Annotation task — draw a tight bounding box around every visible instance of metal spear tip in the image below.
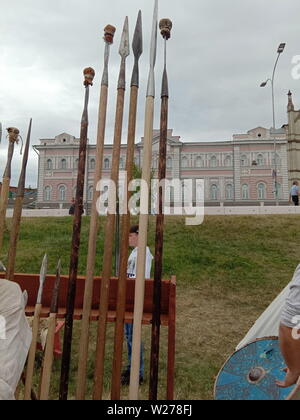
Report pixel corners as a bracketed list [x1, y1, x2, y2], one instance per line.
[104, 24, 116, 44]
[0, 261, 6, 272]
[56, 258, 62, 275]
[23, 290, 28, 307]
[40, 254, 48, 280]
[159, 19, 173, 40]
[83, 67, 96, 86]
[132, 11, 143, 59]
[150, 0, 158, 68]
[119, 16, 130, 58]
[37, 253, 48, 304]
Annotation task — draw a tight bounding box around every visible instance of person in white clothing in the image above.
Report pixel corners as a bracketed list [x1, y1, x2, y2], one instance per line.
[121, 225, 153, 386]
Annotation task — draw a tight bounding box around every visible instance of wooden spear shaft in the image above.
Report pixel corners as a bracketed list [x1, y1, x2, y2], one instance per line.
[76, 26, 116, 401]
[111, 10, 143, 400]
[92, 17, 130, 401]
[129, 0, 158, 400]
[59, 68, 95, 400]
[149, 19, 172, 400]
[24, 254, 47, 400]
[6, 121, 32, 281]
[0, 127, 19, 253]
[40, 260, 61, 400]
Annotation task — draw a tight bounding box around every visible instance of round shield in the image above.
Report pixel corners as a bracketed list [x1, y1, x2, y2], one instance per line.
[214, 338, 294, 400]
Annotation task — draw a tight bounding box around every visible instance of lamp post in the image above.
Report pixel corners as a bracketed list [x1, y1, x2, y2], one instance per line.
[260, 43, 286, 205]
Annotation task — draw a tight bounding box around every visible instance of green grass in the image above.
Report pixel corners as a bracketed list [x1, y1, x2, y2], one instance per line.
[1, 215, 300, 400]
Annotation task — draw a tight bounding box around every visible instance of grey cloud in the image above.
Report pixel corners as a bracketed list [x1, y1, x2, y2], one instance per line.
[1, 0, 300, 186]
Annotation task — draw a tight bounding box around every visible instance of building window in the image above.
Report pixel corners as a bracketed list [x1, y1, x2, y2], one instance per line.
[119, 158, 124, 169]
[74, 159, 79, 169]
[257, 183, 266, 200]
[241, 155, 248, 167]
[242, 184, 249, 200]
[224, 156, 232, 167]
[272, 154, 281, 167]
[90, 159, 96, 170]
[257, 154, 264, 166]
[104, 158, 110, 170]
[59, 185, 66, 201]
[44, 186, 51, 201]
[167, 157, 173, 169]
[211, 184, 218, 201]
[61, 159, 67, 170]
[210, 156, 217, 168]
[196, 156, 204, 168]
[88, 186, 94, 201]
[225, 184, 234, 200]
[181, 157, 188, 168]
[46, 159, 53, 170]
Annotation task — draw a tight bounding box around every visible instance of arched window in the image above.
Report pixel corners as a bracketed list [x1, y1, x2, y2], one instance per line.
[74, 159, 79, 169]
[104, 158, 110, 170]
[257, 183, 266, 200]
[211, 184, 218, 201]
[225, 156, 232, 167]
[46, 159, 53, 170]
[257, 154, 264, 166]
[61, 159, 67, 170]
[272, 154, 281, 167]
[88, 186, 94, 201]
[225, 184, 234, 200]
[210, 156, 217, 168]
[241, 155, 248, 167]
[90, 159, 96, 170]
[196, 156, 204, 168]
[167, 157, 173, 169]
[44, 186, 51, 201]
[242, 184, 249, 200]
[181, 157, 188, 168]
[58, 185, 66, 201]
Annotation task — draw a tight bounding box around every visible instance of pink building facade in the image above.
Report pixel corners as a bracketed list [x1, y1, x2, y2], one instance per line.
[34, 127, 289, 209]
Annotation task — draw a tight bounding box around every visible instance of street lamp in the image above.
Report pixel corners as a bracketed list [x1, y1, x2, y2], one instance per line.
[260, 42, 286, 204]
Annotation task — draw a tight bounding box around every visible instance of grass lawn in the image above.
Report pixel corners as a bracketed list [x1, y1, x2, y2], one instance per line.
[1, 214, 300, 400]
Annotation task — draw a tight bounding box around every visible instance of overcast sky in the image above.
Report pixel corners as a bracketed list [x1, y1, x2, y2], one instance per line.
[1, 0, 300, 187]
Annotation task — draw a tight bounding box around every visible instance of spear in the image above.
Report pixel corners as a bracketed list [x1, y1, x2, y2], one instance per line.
[0, 127, 22, 253]
[24, 254, 47, 400]
[111, 10, 143, 400]
[6, 120, 32, 281]
[76, 24, 116, 401]
[40, 259, 61, 400]
[92, 17, 130, 400]
[149, 19, 173, 401]
[129, 0, 158, 400]
[59, 67, 95, 400]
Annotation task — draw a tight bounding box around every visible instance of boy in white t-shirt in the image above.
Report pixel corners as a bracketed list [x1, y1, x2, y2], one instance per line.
[121, 225, 153, 386]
